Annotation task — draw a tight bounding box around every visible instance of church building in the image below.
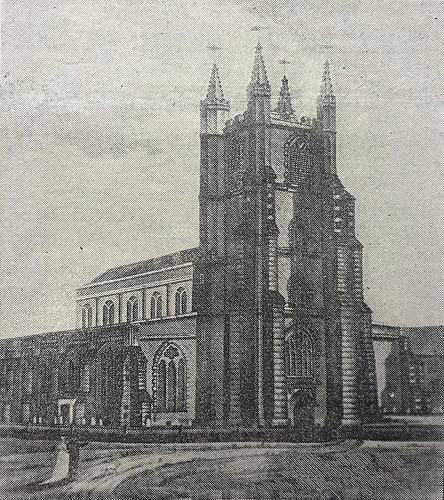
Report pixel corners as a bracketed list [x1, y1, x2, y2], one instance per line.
[0, 46, 378, 436]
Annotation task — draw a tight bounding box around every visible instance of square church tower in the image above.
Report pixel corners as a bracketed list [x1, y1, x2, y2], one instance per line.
[193, 45, 378, 432]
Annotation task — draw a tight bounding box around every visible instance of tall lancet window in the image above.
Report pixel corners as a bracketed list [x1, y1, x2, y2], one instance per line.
[154, 343, 187, 413]
[150, 292, 162, 319]
[102, 300, 115, 326]
[175, 287, 187, 315]
[127, 296, 139, 322]
[82, 304, 93, 328]
[286, 327, 314, 377]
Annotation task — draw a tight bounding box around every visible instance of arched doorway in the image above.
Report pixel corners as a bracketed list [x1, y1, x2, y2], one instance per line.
[289, 389, 315, 442]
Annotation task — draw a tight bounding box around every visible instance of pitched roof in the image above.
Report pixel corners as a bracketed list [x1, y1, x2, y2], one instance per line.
[90, 247, 199, 284]
[402, 326, 444, 356]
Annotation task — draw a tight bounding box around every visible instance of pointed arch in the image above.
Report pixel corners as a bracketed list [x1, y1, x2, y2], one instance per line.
[284, 134, 313, 186]
[150, 292, 162, 319]
[153, 342, 187, 414]
[175, 287, 188, 315]
[286, 326, 315, 377]
[103, 300, 115, 326]
[82, 303, 93, 328]
[127, 296, 139, 322]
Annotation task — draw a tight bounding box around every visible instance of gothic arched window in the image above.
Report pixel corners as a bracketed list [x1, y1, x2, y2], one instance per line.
[284, 136, 312, 186]
[154, 344, 187, 413]
[151, 292, 162, 319]
[82, 303, 93, 329]
[286, 328, 314, 377]
[127, 296, 139, 322]
[175, 287, 187, 315]
[103, 300, 115, 326]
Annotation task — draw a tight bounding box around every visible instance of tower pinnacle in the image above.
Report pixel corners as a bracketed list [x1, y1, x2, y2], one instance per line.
[200, 64, 229, 134]
[246, 44, 271, 122]
[275, 75, 293, 120]
[249, 43, 271, 92]
[320, 60, 333, 96]
[204, 64, 229, 106]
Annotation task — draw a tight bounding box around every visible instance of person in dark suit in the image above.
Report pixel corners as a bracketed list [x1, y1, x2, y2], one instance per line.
[66, 430, 89, 478]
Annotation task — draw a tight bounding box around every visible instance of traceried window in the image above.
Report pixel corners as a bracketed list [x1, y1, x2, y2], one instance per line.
[284, 136, 312, 186]
[175, 287, 188, 315]
[150, 292, 162, 319]
[82, 303, 93, 328]
[286, 327, 314, 377]
[102, 300, 115, 326]
[127, 296, 139, 322]
[155, 344, 187, 413]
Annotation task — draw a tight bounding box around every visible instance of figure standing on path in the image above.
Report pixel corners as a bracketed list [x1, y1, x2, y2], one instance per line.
[66, 431, 89, 478]
[41, 436, 70, 484]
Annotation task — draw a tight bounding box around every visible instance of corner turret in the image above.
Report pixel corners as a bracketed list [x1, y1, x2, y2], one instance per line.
[200, 64, 230, 134]
[317, 61, 337, 174]
[275, 75, 293, 120]
[247, 44, 271, 123]
[317, 60, 336, 132]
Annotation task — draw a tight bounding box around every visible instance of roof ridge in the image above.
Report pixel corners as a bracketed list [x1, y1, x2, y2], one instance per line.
[89, 247, 199, 284]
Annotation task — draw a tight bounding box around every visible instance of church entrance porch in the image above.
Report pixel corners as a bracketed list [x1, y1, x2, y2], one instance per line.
[57, 399, 76, 425]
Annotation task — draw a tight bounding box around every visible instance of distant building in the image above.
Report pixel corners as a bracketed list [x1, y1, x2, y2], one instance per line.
[373, 324, 444, 415]
[0, 46, 379, 436]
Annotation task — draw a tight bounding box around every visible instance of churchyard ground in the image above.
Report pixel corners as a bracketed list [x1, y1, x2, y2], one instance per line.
[0, 437, 442, 499]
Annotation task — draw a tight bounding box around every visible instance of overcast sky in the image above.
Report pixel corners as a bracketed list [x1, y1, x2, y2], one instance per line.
[1, 0, 443, 339]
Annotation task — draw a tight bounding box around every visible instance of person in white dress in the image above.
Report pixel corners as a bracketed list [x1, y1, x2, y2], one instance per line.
[41, 436, 70, 484]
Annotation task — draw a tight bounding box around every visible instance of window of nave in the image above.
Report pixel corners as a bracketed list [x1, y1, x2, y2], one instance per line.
[154, 343, 186, 413]
[175, 287, 188, 315]
[103, 300, 115, 326]
[127, 296, 139, 322]
[150, 292, 162, 319]
[82, 303, 93, 329]
[285, 326, 315, 378]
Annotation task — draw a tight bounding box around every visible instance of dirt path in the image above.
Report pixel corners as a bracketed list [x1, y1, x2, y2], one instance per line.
[65, 440, 362, 494]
